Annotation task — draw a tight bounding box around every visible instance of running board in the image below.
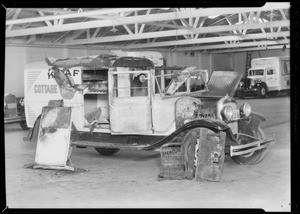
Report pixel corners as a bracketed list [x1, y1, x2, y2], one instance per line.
[71, 141, 161, 152]
[230, 138, 275, 157]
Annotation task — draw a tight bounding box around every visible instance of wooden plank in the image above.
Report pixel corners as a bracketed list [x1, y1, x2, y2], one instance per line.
[195, 129, 226, 182]
[35, 107, 73, 167]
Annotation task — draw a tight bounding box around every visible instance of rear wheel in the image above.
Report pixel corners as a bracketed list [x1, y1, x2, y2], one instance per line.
[95, 148, 120, 156]
[231, 127, 267, 165]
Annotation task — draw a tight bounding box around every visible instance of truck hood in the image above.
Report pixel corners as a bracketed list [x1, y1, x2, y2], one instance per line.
[195, 70, 244, 98]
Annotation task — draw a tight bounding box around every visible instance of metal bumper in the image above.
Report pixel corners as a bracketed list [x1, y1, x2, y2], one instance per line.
[4, 116, 25, 124]
[230, 138, 275, 157]
[237, 88, 258, 95]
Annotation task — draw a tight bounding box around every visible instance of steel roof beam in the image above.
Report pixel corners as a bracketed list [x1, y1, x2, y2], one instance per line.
[121, 31, 289, 49]
[174, 39, 289, 52]
[6, 8, 152, 25]
[209, 44, 290, 53]
[6, 9, 21, 32]
[64, 20, 289, 45]
[6, 3, 289, 38]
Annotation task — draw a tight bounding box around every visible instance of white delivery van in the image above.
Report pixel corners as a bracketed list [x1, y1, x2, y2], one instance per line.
[24, 61, 83, 128]
[237, 56, 290, 98]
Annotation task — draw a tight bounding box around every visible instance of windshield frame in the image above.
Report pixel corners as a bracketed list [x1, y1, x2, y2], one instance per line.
[248, 68, 265, 76]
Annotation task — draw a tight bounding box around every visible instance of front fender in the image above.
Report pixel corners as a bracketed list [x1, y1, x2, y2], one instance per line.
[238, 111, 265, 138]
[24, 114, 41, 142]
[251, 111, 266, 122]
[144, 118, 234, 150]
[183, 118, 230, 132]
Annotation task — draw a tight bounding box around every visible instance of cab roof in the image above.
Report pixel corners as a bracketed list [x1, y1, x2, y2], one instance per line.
[44, 54, 154, 70]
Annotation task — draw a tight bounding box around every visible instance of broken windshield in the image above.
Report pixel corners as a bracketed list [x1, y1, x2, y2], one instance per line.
[154, 67, 207, 97]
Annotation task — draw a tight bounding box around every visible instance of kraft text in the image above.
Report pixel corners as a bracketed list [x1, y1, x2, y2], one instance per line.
[48, 69, 79, 79]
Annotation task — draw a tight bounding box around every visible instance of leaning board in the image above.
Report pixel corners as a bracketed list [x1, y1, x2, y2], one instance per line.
[34, 106, 72, 166]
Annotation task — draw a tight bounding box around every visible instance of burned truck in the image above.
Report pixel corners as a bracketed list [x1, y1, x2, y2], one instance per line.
[24, 52, 274, 166]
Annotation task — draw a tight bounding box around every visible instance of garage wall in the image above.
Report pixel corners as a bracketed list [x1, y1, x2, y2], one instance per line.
[199, 54, 211, 71]
[4, 46, 114, 97]
[161, 52, 201, 68]
[5, 46, 27, 97]
[26, 47, 67, 63]
[211, 53, 233, 71]
[233, 49, 290, 74]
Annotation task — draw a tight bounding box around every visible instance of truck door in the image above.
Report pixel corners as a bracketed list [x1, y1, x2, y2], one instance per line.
[265, 67, 279, 91]
[108, 69, 152, 134]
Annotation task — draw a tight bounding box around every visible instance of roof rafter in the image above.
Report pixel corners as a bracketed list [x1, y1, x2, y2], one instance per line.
[6, 9, 22, 32]
[6, 8, 153, 25]
[6, 3, 290, 38]
[120, 31, 290, 49]
[175, 39, 289, 52]
[209, 44, 290, 53]
[64, 20, 289, 45]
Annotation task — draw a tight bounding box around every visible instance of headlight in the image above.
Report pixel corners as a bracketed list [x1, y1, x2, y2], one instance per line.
[239, 82, 244, 87]
[240, 102, 251, 117]
[19, 99, 24, 106]
[221, 105, 233, 121]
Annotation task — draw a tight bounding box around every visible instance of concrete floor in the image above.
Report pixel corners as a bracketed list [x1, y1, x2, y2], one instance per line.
[4, 94, 290, 211]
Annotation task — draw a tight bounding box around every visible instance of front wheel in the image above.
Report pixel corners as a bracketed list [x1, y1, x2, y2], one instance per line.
[231, 127, 267, 165]
[258, 85, 267, 98]
[20, 120, 29, 130]
[95, 148, 120, 156]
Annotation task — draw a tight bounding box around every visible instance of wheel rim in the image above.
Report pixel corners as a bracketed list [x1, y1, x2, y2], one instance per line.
[239, 129, 264, 157]
[261, 87, 266, 96]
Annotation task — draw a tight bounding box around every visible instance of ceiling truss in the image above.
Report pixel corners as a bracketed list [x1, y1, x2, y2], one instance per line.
[5, 3, 290, 53]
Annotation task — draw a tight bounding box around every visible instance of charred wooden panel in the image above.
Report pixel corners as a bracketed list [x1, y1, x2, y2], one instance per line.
[195, 128, 226, 182]
[35, 107, 72, 166]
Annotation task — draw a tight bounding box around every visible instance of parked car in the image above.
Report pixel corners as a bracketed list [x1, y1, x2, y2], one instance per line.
[24, 52, 274, 165]
[4, 93, 28, 130]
